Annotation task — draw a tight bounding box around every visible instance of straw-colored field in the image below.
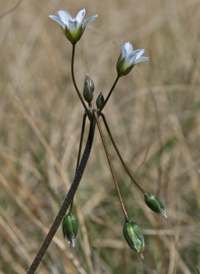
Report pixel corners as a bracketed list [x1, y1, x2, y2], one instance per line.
[1, 0, 200, 273]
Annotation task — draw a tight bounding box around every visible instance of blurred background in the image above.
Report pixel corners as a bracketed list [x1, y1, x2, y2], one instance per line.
[0, 0, 200, 273]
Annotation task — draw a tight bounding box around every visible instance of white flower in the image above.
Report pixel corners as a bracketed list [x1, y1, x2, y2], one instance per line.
[117, 42, 149, 76]
[49, 9, 98, 44]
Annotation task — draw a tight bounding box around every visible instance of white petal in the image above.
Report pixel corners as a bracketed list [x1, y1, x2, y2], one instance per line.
[49, 15, 65, 29]
[76, 9, 86, 24]
[133, 49, 143, 56]
[135, 49, 145, 59]
[134, 56, 149, 64]
[124, 42, 133, 54]
[69, 18, 78, 31]
[82, 14, 98, 28]
[121, 44, 127, 58]
[128, 51, 137, 60]
[58, 10, 72, 26]
[128, 55, 137, 66]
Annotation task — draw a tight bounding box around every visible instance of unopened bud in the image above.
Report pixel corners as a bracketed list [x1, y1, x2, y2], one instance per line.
[83, 73, 95, 103]
[144, 192, 168, 218]
[62, 213, 78, 247]
[123, 219, 144, 258]
[96, 92, 104, 110]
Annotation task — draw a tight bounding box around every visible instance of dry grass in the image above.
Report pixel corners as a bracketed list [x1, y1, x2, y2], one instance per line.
[0, 0, 200, 273]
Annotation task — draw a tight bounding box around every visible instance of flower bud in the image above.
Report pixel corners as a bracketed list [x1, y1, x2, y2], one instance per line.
[144, 192, 168, 218]
[83, 73, 95, 103]
[96, 92, 104, 110]
[123, 219, 144, 258]
[62, 213, 78, 247]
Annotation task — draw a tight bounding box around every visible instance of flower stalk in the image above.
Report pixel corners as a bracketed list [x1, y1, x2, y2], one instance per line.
[93, 110, 129, 221]
[100, 113, 145, 194]
[71, 44, 89, 114]
[100, 75, 119, 111]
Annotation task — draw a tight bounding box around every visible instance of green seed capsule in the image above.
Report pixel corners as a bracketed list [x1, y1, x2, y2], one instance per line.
[123, 220, 144, 258]
[62, 213, 78, 247]
[144, 192, 168, 218]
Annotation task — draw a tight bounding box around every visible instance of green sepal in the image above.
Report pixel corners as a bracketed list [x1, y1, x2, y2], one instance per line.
[62, 213, 78, 247]
[123, 219, 144, 257]
[116, 55, 134, 77]
[63, 26, 85, 44]
[144, 192, 168, 218]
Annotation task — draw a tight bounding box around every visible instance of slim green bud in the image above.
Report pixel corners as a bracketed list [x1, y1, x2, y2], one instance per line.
[96, 92, 105, 110]
[83, 73, 95, 103]
[62, 213, 78, 247]
[144, 192, 168, 218]
[123, 219, 145, 258]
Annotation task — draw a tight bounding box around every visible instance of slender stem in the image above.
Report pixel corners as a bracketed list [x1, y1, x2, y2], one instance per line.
[71, 44, 89, 114]
[26, 121, 96, 274]
[100, 113, 145, 194]
[70, 112, 87, 213]
[101, 75, 120, 111]
[93, 110, 129, 221]
[76, 113, 87, 169]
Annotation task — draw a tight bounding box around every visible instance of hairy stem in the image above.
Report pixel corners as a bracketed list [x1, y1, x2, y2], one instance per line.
[100, 113, 145, 194]
[26, 121, 95, 274]
[76, 112, 87, 169]
[70, 112, 87, 212]
[93, 110, 129, 221]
